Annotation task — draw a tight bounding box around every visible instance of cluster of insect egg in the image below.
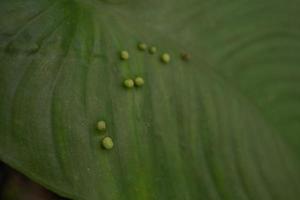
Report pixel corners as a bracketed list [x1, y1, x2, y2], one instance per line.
[120, 41, 190, 67]
[120, 42, 171, 89]
[98, 41, 190, 151]
[120, 42, 149, 89]
[121, 43, 191, 85]
[123, 76, 144, 89]
[97, 120, 114, 150]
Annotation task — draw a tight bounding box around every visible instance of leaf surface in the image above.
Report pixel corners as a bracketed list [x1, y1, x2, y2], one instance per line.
[1, 0, 300, 199]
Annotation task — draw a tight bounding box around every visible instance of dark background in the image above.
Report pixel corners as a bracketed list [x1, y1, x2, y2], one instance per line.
[0, 161, 69, 200]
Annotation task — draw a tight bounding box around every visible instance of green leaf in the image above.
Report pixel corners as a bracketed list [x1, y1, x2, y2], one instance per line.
[1, 0, 300, 199]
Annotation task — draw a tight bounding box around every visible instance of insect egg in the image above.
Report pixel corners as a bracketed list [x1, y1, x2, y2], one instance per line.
[102, 136, 114, 150]
[124, 79, 134, 88]
[120, 50, 129, 60]
[97, 121, 106, 131]
[149, 46, 157, 54]
[138, 42, 147, 51]
[181, 53, 191, 61]
[161, 53, 171, 64]
[134, 77, 144, 87]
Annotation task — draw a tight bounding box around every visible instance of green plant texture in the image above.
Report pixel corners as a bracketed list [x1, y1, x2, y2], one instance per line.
[1, 0, 300, 199]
